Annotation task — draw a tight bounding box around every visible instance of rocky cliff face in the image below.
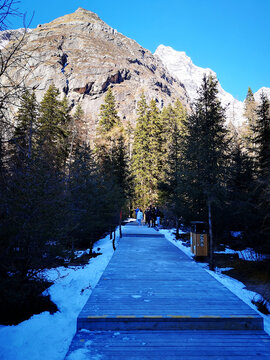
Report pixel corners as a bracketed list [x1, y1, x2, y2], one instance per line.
[8, 8, 188, 132]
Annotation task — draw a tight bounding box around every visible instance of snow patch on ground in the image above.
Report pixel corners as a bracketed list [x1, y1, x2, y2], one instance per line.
[161, 228, 270, 336]
[0, 231, 117, 360]
[65, 348, 89, 360]
[215, 247, 267, 261]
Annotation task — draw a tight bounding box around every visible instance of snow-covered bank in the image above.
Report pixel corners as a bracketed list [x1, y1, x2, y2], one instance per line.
[160, 228, 270, 336]
[0, 232, 117, 360]
[215, 246, 267, 262]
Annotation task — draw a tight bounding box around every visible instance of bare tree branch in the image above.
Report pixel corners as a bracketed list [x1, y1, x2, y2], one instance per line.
[0, 0, 22, 31]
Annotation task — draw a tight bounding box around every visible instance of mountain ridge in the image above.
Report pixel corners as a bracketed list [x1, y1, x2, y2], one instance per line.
[154, 44, 269, 128]
[2, 8, 188, 134]
[2, 9, 269, 132]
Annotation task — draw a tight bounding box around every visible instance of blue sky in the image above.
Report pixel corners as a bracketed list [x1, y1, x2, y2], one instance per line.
[8, 0, 270, 101]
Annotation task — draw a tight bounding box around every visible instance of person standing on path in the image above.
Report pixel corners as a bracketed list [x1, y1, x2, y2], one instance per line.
[136, 208, 143, 226]
[155, 206, 162, 229]
[151, 206, 156, 227]
[145, 207, 151, 227]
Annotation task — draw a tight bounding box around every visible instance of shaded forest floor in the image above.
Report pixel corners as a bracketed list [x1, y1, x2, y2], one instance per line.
[217, 255, 270, 314]
[0, 250, 103, 326]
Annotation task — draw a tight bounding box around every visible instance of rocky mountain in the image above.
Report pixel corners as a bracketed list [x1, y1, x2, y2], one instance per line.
[4, 8, 188, 133]
[155, 45, 270, 128]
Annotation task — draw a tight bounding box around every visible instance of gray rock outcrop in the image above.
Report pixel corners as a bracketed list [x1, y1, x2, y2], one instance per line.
[7, 8, 189, 134]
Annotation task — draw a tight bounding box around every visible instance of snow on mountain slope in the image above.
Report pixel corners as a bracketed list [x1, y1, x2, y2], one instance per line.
[0, 29, 31, 49]
[254, 87, 270, 102]
[155, 45, 245, 127]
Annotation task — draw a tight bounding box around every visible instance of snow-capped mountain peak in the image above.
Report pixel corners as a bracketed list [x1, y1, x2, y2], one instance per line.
[254, 87, 270, 102]
[155, 44, 245, 127]
[0, 28, 32, 49]
[155, 45, 215, 100]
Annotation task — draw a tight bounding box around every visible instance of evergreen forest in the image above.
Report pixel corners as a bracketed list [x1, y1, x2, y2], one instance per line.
[0, 1, 270, 325]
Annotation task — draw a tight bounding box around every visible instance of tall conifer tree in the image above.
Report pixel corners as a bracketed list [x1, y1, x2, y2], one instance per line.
[147, 99, 163, 201]
[159, 101, 188, 231]
[98, 87, 120, 133]
[252, 93, 270, 251]
[13, 90, 39, 161]
[131, 93, 150, 208]
[241, 87, 258, 157]
[225, 130, 254, 233]
[132, 95, 168, 207]
[252, 92, 270, 177]
[95, 87, 129, 228]
[37, 84, 70, 168]
[185, 74, 229, 268]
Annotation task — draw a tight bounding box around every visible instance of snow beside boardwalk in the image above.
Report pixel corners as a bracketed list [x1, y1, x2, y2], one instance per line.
[160, 228, 270, 336]
[0, 232, 117, 360]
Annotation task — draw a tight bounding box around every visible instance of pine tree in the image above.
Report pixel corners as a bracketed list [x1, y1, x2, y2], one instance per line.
[73, 104, 88, 145]
[147, 99, 163, 201]
[13, 89, 39, 161]
[110, 127, 131, 196]
[187, 75, 228, 195]
[184, 74, 229, 268]
[162, 100, 188, 175]
[241, 87, 258, 156]
[159, 101, 189, 231]
[66, 104, 87, 184]
[251, 93, 270, 252]
[96, 88, 128, 189]
[131, 93, 151, 208]
[98, 87, 120, 133]
[68, 143, 102, 251]
[160, 104, 178, 178]
[225, 131, 255, 234]
[95, 88, 129, 231]
[253, 92, 270, 177]
[125, 120, 134, 160]
[245, 87, 255, 104]
[132, 94, 170, 208]
[37, 84, 70, 168]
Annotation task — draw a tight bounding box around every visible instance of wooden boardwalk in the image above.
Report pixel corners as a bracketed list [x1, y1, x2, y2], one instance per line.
[65, 222, 270, 359]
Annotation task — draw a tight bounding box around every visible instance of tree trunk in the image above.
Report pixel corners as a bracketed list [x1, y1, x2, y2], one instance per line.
[208, 199, 214, 270]
[66, 124, 76, 187]
[119, 223, 122, 238]
[112, 229, 116, 250]
[176, 217, 180, 239]
[119, 210, 122, 238]
[27, 120, 33, 160]
[70, 240, 75, 261]
[89, 240, 93, 257]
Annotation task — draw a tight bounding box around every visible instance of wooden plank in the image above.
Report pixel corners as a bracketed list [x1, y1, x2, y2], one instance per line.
[65, 330, 270, 359]
[78, 224, 261, 327]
